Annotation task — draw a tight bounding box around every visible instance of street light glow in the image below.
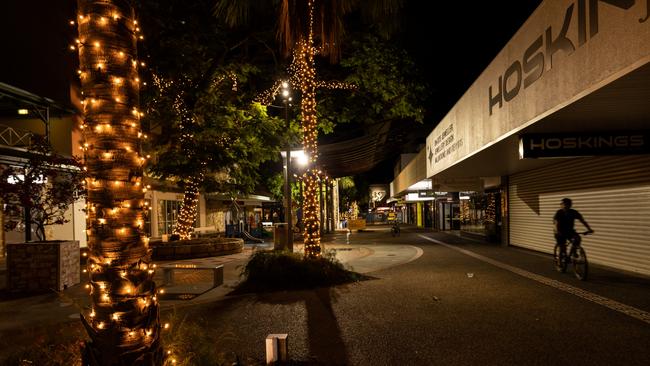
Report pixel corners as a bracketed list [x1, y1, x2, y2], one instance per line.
[281, 149, 308, 164]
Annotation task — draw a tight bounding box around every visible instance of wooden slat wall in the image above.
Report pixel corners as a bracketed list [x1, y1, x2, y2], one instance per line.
[509, 155, 650, 276]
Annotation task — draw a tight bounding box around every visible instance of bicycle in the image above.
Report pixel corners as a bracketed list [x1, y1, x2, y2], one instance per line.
[554, 231, 591, 280]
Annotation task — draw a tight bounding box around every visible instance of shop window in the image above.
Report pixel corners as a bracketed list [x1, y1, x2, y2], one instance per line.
[157, 200, 181, 236]
[143, 199, 152, 237]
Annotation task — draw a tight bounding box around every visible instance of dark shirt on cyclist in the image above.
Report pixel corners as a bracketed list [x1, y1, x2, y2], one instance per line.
[553, 208, 583, 236]
[553, 199, 593, 252]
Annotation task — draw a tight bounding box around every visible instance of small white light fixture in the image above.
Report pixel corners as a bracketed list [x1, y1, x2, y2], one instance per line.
[17, 109, 29, 115]
[280, 149, 308, 166]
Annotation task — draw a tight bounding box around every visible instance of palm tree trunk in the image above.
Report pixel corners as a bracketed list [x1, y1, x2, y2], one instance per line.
[295, 1, 322, 257]
[76, 1, 163, 364]
[171, 98, 205, 240]
[173, 179, 201, 240]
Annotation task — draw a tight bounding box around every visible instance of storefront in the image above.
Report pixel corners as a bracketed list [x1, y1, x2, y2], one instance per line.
[419, 0, 650, 275]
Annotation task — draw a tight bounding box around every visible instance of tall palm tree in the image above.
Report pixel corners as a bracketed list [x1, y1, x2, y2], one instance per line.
[215, 0, 403, 257]
[76, 0, 163, 364]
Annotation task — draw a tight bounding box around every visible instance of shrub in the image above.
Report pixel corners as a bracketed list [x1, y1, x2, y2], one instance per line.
[236, 250, 363, 292]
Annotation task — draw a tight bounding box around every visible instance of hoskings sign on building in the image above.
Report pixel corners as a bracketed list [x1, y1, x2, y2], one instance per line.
[489, 0, 646, 115]
[519, 131, 649, 158]
[426, 0, 650, 178]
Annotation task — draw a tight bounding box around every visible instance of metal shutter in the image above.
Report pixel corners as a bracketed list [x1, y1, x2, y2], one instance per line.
[509, 155, 650, 276]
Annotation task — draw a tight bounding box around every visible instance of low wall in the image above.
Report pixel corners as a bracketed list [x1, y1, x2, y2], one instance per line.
[7, 240, 80, 292]
[151, 237, 244, 260]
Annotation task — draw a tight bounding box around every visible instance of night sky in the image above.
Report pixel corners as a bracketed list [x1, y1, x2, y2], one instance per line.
[365, 1, 543, 183]
[0, 0, 543, 183]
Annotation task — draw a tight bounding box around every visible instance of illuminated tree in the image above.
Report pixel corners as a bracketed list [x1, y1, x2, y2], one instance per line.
[215, 0, 405, 257]
[137, 0, 284, 239]
[74, 0, 164, 364]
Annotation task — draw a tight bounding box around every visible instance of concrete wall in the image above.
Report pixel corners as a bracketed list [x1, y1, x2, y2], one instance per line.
[391, 149, 427, 196]
[426, 0, 650, 177]
[46, 199, 87, 248]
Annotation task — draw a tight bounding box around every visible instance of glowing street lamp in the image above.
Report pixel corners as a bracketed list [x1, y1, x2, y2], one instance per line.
[281, 81, 294, 251]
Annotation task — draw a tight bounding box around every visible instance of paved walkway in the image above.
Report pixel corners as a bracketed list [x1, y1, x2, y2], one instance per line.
[2, 226, 650, 365]
[0, 230, 422, 331]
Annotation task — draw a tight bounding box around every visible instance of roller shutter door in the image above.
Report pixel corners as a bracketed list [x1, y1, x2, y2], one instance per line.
[509, 155, 650, 276]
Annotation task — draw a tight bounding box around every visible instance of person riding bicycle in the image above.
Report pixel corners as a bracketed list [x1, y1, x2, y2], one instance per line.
[388, 212, 400, 235]
[553, 198, 594, 258]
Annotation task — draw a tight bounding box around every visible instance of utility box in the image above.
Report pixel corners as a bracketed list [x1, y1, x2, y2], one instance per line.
[273, 223, 288, 250]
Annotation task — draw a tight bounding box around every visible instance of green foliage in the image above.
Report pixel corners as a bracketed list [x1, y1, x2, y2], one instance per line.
[0, 136, 86, 241]
[337, 175, 370, 213]
[317, 34, 427, 131]
[138, 0, 286, 197]
[266, 172, 285, 201]
[235, 250, 364, 292]
[266, 172, 303, 202]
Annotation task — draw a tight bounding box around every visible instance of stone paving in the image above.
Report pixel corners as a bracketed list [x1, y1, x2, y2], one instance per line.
[0, 229, 421, 330]
[2, 226, 650, 365]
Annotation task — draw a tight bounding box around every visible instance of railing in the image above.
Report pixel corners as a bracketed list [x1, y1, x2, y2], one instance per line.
[0, 124, 33, 148]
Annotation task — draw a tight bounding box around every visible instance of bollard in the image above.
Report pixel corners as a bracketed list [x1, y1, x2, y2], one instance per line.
[265, 333, 289, 364]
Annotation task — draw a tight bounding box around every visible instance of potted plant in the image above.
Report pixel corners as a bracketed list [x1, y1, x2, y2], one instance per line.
[0, 136, 87, 292]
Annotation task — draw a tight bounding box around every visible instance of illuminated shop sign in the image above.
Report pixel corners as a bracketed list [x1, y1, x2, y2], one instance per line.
[519, 131, 649, 158]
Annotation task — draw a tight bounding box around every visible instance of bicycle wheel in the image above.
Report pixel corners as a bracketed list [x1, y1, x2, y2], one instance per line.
[554, 244, 567, 273]
[572, 246, 588, 281]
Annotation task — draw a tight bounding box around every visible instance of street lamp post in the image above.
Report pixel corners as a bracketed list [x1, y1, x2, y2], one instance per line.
[281, 82, 293, 252]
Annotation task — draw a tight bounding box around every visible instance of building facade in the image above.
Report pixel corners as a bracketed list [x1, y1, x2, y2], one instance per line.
[392, 0, 650, 276]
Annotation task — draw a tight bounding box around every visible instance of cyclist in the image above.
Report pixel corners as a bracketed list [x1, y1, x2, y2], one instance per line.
[553, 198, 594, 259]
[388, 211, 400, 236]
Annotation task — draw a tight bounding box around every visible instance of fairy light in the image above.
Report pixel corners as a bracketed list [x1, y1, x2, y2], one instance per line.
[252, 0, 354, 258]
[75, 0, 163, 361]
[294, 0, 322, 257]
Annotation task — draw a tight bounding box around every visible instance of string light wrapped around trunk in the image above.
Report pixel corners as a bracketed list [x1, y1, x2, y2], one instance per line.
[75, 1, 164, 364]
[296, 0, 321, 258]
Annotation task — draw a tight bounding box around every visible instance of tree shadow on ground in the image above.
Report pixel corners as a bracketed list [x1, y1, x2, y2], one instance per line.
[225, 265, 377, 365]
[251, 285, 358, 365]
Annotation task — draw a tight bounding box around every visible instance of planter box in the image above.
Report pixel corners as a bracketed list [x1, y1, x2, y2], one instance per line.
[151, 238, 244, 260]
[6, 240, 80, 292]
